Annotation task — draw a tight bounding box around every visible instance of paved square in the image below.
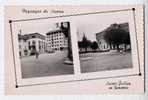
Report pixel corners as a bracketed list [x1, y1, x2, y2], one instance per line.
[21, 51, 132, 78]
[21, 51, 74, 78]
[80, 52, 133, 73]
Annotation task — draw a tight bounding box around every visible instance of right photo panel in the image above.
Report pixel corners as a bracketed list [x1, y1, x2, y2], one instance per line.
[75, 12, 133, 73]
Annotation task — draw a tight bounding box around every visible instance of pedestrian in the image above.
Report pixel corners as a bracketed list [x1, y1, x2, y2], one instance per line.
[35, 50, 39, 59]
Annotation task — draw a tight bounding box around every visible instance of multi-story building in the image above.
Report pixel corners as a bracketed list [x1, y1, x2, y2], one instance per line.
[46, 29, 68, 52]
[18, 33, 46, 57]
[96, 23, 129, 51]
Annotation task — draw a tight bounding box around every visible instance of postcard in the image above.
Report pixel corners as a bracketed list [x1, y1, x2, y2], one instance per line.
[5, 5, 144, 94]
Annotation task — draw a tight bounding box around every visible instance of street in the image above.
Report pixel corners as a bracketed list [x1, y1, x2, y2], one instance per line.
[80, 52, 133, 73]
[21, 51, 74, 78]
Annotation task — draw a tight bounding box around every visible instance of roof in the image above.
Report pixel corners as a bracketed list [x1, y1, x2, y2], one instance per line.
[46, 29, 63, 35]
[18, 33, 45, 40]
[24, 33, 45, 37]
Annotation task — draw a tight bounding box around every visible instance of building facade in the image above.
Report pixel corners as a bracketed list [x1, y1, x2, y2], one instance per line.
[96, 30, 110, 51]
[96, 23, 129, 51]
[18, 33, 46, 57]
[46, 29, 68, 52]
[18, 34, 28, 57]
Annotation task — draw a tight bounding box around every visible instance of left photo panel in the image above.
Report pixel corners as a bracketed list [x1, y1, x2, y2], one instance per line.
[11, 21, 75, 79]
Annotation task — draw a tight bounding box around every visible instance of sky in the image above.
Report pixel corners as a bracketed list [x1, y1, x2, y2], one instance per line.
[12, 10, 132, 41]
[75, 11, 132, 41]
[12, 20, 59, 36]
[76, 21, 111, 41]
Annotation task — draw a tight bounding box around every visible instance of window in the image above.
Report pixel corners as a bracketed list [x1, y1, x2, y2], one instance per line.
[28, 41, 30, 46]
[19, 45, 21, 49]
[32, 35, 36, 38]
[32, 40, 36, 45]
[24, 39, 26, 42]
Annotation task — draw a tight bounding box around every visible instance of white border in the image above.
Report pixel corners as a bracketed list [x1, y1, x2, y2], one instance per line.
[10, 9, 140, 86]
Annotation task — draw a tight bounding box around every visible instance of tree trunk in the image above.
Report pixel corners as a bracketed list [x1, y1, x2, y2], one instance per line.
[113, 44, 115, 50]
[111, 44, 113, 50]
[85, 47, 87, 52]
[124, 44, 127, 52]
[117, 44, 119, 51]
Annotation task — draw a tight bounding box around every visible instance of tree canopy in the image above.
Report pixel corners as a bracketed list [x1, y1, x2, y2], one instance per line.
[78, 34, 98, 52]
[104, 26, 130, 48]
[91, 41, 98, 50]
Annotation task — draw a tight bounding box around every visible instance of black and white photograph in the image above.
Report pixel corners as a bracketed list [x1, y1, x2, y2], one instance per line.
[5, 5, 144, 94]
[16, 21, 74, 79]
[76, 19, 133, 73]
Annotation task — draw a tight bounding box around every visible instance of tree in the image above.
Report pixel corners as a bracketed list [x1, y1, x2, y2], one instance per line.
[78, 41, 83, 51]
[82, 34, 88, 52]
[81, 34, 92, 52]
[91, 41, 98, 51]
[104, 24, 130, 51]
[122, 31, 131, 51]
